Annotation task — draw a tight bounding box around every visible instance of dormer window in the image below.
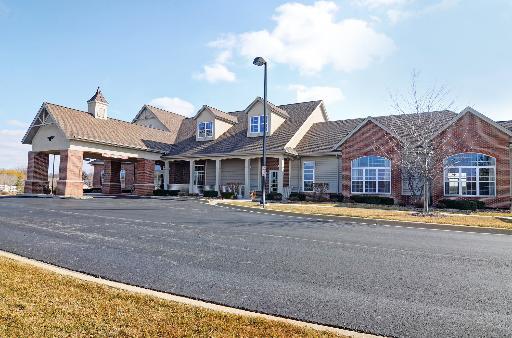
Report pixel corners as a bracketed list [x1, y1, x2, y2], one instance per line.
[250, 115, 268, 133]
[198, 121, 213, 138]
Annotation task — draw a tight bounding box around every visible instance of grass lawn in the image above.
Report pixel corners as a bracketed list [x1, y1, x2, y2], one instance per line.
[0, 256, 344, 338]
[222, 201, 512, 230]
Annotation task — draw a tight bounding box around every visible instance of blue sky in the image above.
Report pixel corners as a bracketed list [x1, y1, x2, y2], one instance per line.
[1, 0, 511, 168]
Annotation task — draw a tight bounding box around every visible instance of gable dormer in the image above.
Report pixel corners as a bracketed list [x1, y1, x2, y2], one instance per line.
[245, 97, 288, 137]
[193, 105, 237, 141]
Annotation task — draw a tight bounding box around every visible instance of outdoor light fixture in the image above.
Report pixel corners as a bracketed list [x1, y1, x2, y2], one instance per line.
[253, 56, 268, 208]
[47, 135, 55, 141]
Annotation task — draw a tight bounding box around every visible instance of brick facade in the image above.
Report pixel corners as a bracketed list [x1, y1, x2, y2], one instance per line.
[134, 158, 155, 196]
[122, 162, 135, 190]
[24, 151, 49, 194]
[432, 113, 511, 208]
[57, 149, 84, 197]
[340, 121, 403, 203]
[92, 163, 103, 189]
[102, 160, 122, 195]
[169, 160, 190, 184]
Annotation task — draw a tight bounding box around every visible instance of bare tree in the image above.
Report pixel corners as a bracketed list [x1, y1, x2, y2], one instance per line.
[375, 71, 468, 213]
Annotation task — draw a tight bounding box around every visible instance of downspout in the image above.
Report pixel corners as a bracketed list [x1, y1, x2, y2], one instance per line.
[509, 143, 512, 212]
[299, 157, 302, 192]
[336, 153, 340, 194]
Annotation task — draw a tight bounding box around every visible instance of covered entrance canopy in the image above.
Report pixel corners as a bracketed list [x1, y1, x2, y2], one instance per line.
[21, 90, 175, 197]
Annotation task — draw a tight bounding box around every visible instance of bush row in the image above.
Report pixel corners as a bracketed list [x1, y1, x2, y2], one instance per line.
[153, 189, 180, 196]
[437, 199, 485, 211]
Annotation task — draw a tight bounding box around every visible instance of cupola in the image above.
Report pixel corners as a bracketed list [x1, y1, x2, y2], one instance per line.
[87, 87, 109, 119]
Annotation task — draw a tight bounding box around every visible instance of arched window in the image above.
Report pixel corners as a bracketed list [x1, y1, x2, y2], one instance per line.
[444, 153, 496, 196]
[351, 156, 391, 194]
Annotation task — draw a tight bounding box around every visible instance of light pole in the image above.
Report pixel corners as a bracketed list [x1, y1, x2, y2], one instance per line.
[253, 56, 267, 208]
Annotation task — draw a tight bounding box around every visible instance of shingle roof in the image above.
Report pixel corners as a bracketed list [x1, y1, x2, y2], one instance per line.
[87, 87, 108, 104]
[25, 103, 176, 152]
[198, 105, 238, 124]
[142, 105, 186, 134]
[295, 119, 365, 154]
[498, 120, 512, 132]
[166, 100, 322, 157]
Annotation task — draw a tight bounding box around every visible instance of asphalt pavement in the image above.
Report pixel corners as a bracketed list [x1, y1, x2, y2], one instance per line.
[0, 197, 511, 337]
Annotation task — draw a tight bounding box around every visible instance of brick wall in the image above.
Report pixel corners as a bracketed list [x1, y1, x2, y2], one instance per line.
[57, 149, 83, 197]
[134, 158, 155, 196]
[122, 162, 135, 190]
[340, 121, 403, 203]
[102, 160, 121, 194]
[92, 163, 103, 188]
[169, 161, 190, 184]
[432, 113, 511, 208]
[24, 151, 49, 194]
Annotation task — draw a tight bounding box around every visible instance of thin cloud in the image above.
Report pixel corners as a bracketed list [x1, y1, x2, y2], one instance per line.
[148, 97, 195, 117]
[289, 85, 345, 105]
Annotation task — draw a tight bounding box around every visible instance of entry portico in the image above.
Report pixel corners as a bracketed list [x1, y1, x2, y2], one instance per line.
[21, 89, 168, 197]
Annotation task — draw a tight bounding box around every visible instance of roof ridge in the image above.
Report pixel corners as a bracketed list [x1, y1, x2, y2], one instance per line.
[145, 104, 187, 119]
[278, 99, 322, 108]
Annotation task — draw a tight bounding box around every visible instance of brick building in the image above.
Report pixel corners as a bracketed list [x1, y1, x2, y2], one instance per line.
[21, 89, 512, 208]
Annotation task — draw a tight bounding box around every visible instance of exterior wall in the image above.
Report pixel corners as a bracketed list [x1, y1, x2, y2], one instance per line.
[205, 159, 216, 186]
[57, 149, 83, 197]
[31, 124, 70, 152]
[87, 100, 108, 119]
[122, 162, 135, 190]
[134, 159, 155, 196]
[340, 121, 402, 203]
[195, 109, 233, 141]
[69, 140, 162, 161]
[24, 151, 49, 194]
[102, 160, 121, 194]
[92, 163, 103, 188]
[214, 119, 232, 139]
[169, 161, 189, 185]
[250, 158, 260, 191]
[133, 107, 168, 131]
[289, 156, 340, 193]
[432, 113, 511, 208]
[220, 159, 245, 185]
[285, 105, 326, 149]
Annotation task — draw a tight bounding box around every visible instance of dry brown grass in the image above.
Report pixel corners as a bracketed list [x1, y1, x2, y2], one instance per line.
[0, 257, 343, 338]
[223, 201, 512, 230]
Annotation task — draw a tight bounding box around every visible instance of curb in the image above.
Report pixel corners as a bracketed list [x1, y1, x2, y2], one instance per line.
[0, 250, 382, 338]
[214, 201, 512, 235]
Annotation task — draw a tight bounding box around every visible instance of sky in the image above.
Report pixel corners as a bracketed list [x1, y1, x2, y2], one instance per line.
[0, 0, 511, 169]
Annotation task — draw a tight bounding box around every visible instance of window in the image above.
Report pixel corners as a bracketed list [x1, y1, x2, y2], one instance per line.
[444, 153, 496, 196]
[198, 121, 213, 138]
[303, 161, 315, 192]
[250, 115, 268, 133]
[351, 156, 391, 194]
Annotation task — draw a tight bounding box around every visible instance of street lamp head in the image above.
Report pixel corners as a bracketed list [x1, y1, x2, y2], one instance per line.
[253, 57, 267, 66]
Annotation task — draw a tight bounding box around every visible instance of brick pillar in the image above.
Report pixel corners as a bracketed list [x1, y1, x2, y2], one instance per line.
[134, 159, 155, 196]
[24, 151, 49, 194]
[92, 163, 104, 189]
[57, 150, 84, 197]
[121, 162, 135, 191]
[102, 160, 122, 194]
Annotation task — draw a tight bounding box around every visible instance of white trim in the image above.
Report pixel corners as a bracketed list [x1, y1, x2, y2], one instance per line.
[443, 153, 497, 197]
[350, 156, 392, 195]
[302, 161, 315, 192]
[197, 121, 213, 139]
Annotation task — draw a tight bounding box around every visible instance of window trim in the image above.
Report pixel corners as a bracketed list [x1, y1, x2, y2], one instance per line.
[249, 115, 268, 134]
[443, 153, 496, 197]
[197, 121, 213, 139]
[350, 156, 392, 195]
[302, 161, 315, 192]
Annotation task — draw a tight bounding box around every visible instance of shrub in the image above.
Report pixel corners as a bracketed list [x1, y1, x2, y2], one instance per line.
[203, 190, 219, 198]
[437, 199, 485, 211]
[329, 193, 344, 202]
[288, 192, 306, 201]
[83, 188, 102, 193]
[221, 191, 236, 199]
[266, 192, 283, 201]
[153, 189, 180, 197]
[350, 195, 395, 205]
[312, 183, 329, 194]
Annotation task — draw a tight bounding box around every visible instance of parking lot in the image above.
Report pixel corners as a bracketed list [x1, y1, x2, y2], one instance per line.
[0, 196, 511, 337]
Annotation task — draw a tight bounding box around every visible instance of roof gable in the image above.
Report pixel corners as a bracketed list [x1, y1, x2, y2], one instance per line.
[244, 97, 289, 118]
[193, 105, 238, 124]
[429, 107, 512, 140]
[132, 105, 186, 132]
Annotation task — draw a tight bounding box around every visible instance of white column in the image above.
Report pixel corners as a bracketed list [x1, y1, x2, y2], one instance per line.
[215, 159, 221, 192]
[278, 156, 285, 194]
[163, 160, 170, 190]
[188, 160, 195, 194]
[244, 158, 250, 198]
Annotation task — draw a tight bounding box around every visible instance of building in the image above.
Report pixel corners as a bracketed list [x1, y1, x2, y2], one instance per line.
[21, 89, 512, 208]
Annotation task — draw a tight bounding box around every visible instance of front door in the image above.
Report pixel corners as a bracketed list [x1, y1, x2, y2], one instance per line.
[269, 170, 279, 193]
[194, 164, 205, 192]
